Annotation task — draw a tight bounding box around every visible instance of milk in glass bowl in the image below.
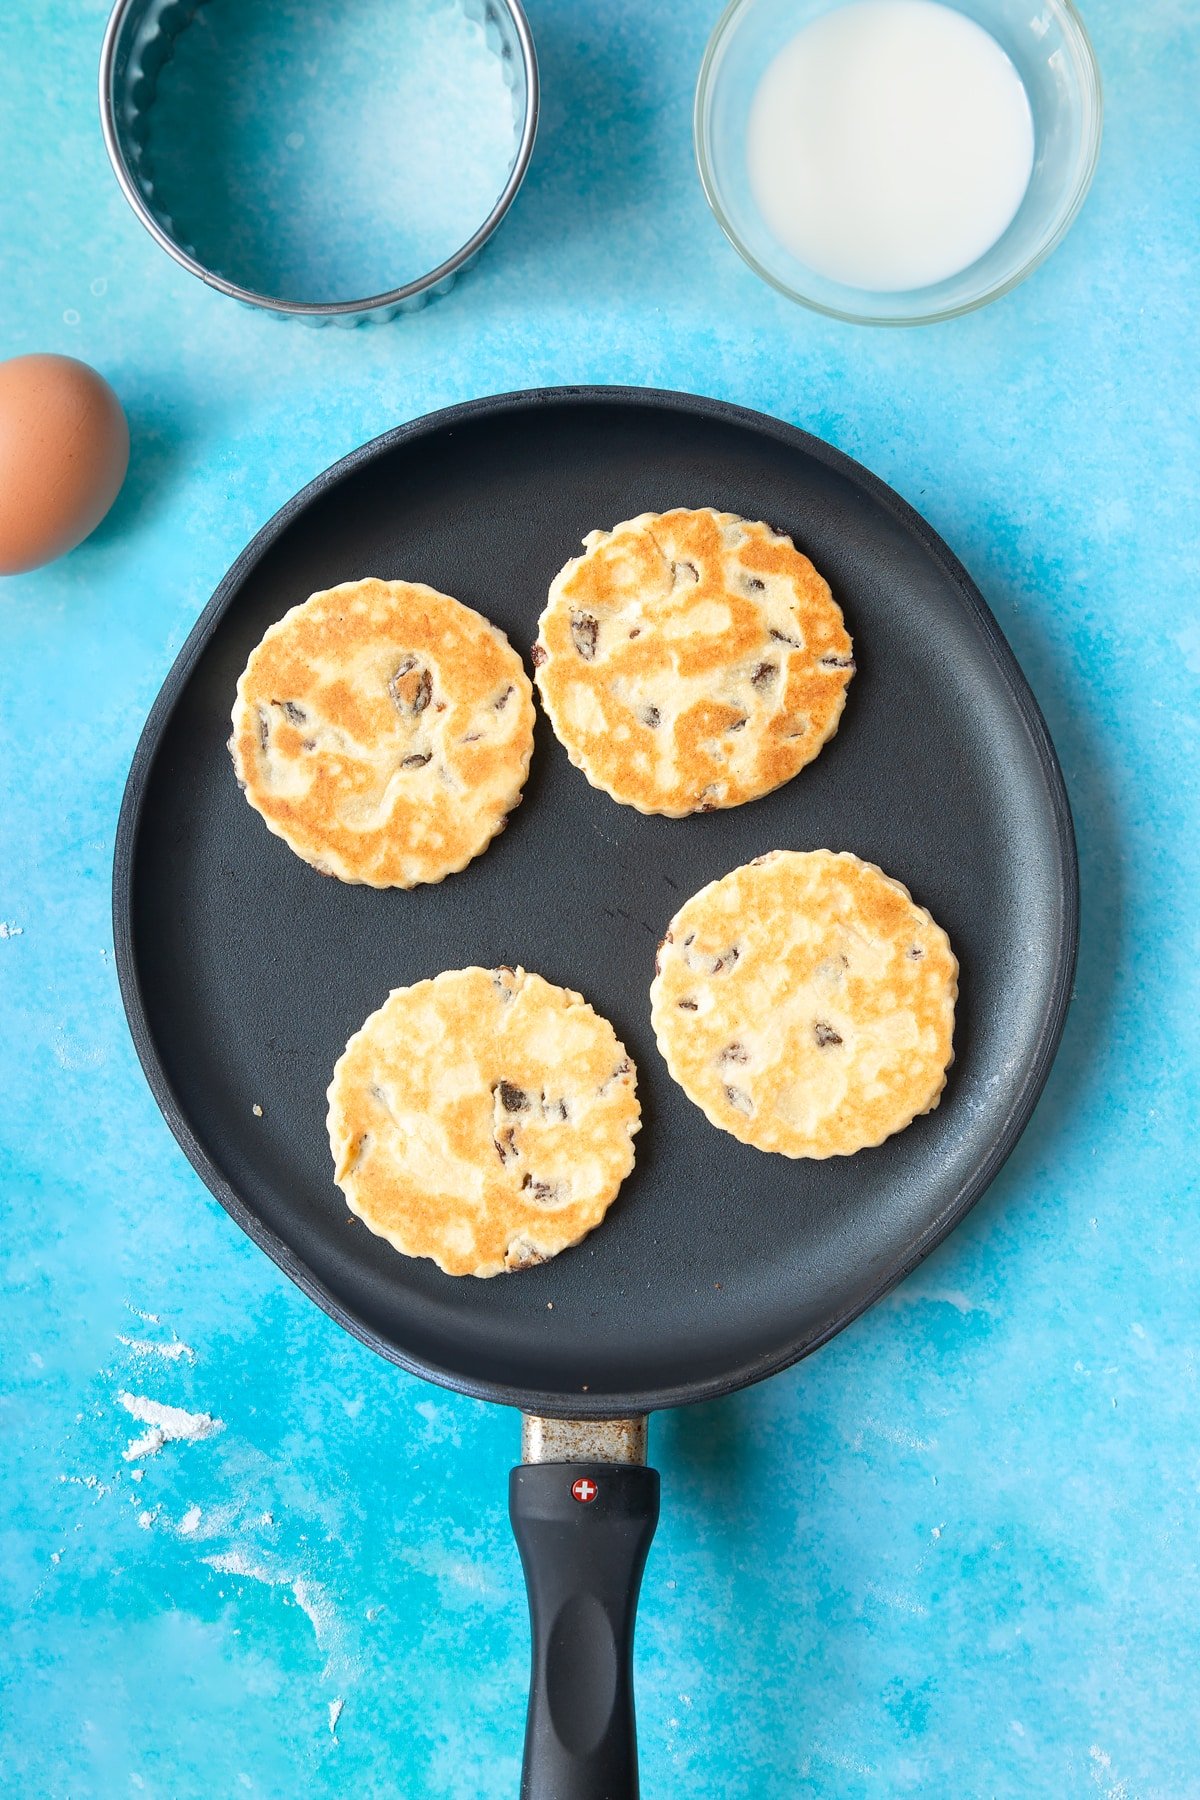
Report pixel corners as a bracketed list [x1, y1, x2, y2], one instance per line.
[695, 0, 1102, 324]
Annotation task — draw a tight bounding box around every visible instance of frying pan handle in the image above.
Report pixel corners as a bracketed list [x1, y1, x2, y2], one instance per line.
[509, 1461, 660, 1800]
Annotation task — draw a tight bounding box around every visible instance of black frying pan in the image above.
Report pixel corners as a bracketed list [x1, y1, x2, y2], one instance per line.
[113, 388, 1077, 1799]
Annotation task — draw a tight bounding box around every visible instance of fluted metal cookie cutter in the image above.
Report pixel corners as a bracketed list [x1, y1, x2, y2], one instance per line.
[99, 0, 539, 324]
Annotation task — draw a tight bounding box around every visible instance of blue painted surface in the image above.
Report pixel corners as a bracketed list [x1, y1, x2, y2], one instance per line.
[1, 0, 1197, 1794]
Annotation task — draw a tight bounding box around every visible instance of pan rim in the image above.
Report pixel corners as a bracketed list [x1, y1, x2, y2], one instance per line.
[112, 385, 1079, 1418]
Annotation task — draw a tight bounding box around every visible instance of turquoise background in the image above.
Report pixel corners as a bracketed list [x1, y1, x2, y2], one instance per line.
[2, 0, 1198, 1794]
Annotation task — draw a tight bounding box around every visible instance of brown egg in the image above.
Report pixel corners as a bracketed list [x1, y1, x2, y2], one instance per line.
[0, 354, 130, 576]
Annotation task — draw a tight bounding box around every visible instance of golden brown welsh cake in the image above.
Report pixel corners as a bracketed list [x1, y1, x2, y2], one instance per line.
[650, 850, 957, 1158]
[533, 509, 853, 816]
[230, 578, 535, 888]
[327, 967, 641, 1276]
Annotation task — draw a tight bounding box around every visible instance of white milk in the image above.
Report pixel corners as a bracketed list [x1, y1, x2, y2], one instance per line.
[746, 0, 1035, 291]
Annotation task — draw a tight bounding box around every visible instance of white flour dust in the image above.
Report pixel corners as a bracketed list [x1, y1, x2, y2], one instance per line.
[203, 1550, 349, 1680]
[294, 1577, 340, 1654]
[94, 1344, 358, 1715]
[0, 921, 24, 938]
[117, 1391, 224, 1460]
[865, 1580, 929, 1618]
[854, 1415, 937, 1454]
[117, 1333, 196, 1362]
[52, 1027, 106, 1070]
[61, 1474, 110, 1495]
[812, 1742, 876, 1778]
[1089, 1743, 1138, 1800]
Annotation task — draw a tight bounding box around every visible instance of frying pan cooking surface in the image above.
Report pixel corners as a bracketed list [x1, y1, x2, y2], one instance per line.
[113, 389, 1077, 1415]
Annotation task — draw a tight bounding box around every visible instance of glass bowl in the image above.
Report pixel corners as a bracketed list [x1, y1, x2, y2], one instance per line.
[694, 0, 1102, 325]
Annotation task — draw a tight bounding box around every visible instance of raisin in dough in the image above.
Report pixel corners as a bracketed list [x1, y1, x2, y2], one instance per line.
[651, 850, 957, 1158]
[327, 967, 640, 1276]
[230, 578, 535, 888]
[533, 509, 853, 817]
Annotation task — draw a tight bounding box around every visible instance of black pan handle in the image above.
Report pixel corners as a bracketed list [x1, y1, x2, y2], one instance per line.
[510, 1460, 660, 1800]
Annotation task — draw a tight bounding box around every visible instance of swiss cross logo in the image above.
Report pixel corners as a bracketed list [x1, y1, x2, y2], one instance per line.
[571, 1477, 599, 1504]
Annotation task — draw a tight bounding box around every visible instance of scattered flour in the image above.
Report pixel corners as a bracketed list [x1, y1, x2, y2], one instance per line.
[179, 1505, 203, 1536]
[812, 1743, 876, 1778]
[0, 921, 23, 938]
[865, 1581, 928, 1617]
[294, 1577, 340, 1653]
[1089, 1743, 1137, 1799]
[854, 1415, 937, 1454]
[117, 1334, 196, 1362]
[328, 1698, 344, 1739]
[203, 1551, 349, 1681]
[117, 1391, 223, 1460]
[890, 1281, 993, 1316]
[206, 1549, 280, 1585]
[52, 1027, 107, 1070]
